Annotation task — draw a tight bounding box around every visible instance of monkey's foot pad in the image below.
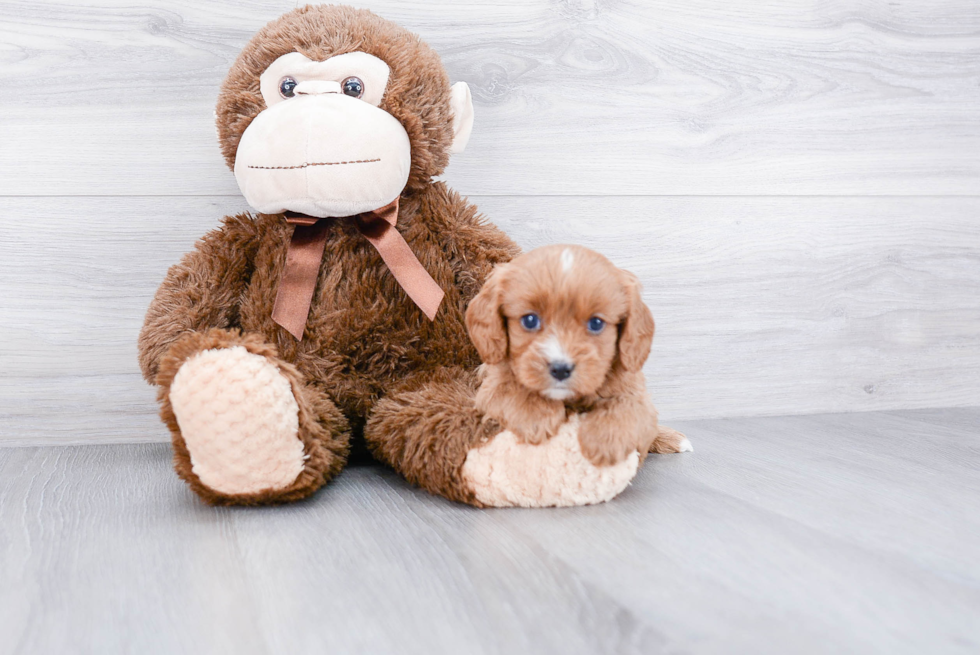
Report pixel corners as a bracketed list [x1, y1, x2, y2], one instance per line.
[170, 346, 306, 495]
[461, 415, 640, 508]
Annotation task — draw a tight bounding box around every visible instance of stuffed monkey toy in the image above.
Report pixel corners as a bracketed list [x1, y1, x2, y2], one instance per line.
[139, 5, 662, 508]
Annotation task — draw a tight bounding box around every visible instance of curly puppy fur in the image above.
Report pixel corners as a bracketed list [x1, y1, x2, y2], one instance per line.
[466, 245, 687, 467]
[139, 5, 518, 504]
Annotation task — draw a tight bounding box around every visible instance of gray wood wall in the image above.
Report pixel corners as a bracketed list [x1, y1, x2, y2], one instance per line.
[1, 0, 978, 445]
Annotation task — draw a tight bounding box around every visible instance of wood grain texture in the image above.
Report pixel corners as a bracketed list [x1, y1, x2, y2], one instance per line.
[1, 1, 978, 445]
[0, 0, 978, 196]
[2, 408, 979, 654]
[1, 195, 978, 445]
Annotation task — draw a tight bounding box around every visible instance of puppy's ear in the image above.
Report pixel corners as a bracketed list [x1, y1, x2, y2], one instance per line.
[465, 264, 509, 365]
[617, 270, 655, 372]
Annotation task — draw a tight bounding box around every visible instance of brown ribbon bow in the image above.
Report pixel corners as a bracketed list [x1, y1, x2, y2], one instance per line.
[271, 198, 444, 340]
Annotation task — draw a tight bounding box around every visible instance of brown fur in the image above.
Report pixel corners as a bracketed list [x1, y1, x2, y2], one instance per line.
[465, 245, 686, 467]
[139, 6, 519, 504]
[364, 367, 501, 506]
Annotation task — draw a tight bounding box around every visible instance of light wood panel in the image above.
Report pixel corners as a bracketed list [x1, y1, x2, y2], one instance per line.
[2, 408, 979, 654]
[2, 195, 977, 444]
[0, 0, 978, 196]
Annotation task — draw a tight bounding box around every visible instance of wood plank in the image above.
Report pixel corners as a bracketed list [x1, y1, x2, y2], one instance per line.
[2, 408, 979, 653]
[667, 410, 980, 585]
[1, 195, 978, 444]
[1, 0, 978, 196]
[0, 445, 268, 655]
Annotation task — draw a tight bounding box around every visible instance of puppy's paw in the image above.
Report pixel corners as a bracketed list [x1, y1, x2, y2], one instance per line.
[508, 402, 567, 446]
[651, 426, 693, 454]
[514, 418, 564, 446]
[578, 412, 639, 467]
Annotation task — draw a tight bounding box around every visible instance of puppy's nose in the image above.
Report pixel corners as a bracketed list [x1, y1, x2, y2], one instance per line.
[549, 362, 574, 381]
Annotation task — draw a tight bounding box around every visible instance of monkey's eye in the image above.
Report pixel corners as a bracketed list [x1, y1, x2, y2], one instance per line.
[342, 76, 364, 98]
[587, 316, 606, 334]
[279, 76, 298, 98]
[520, 313, 541, 331]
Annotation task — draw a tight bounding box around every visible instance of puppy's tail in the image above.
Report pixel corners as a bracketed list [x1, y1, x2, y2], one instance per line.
[650, 426, 694, 454]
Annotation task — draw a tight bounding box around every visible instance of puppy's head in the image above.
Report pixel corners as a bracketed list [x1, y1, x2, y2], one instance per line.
[466, 245, 655, 400]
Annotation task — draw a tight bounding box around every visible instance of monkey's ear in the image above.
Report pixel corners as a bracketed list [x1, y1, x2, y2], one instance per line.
[617, 270, 655, 372]
[465, 264, 509, 365]
[449, 82, 474, 154]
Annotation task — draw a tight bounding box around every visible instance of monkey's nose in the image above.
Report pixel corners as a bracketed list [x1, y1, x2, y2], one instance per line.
[549, 362, 574, 381]
[294, 80, 342, 95]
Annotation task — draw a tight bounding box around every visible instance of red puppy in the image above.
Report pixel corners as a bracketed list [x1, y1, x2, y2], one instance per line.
[466, 244, 690, 467]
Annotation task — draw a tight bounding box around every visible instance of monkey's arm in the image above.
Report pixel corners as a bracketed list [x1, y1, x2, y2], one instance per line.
[420, 182, 520, 303]
[138, 213, 261, 383]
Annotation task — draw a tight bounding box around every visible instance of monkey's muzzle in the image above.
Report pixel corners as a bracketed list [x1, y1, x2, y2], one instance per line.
[234, 93, 411, 218]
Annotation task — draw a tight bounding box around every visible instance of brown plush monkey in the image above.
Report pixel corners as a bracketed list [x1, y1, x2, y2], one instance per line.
[140, 5, 659, 508]
[139, 5, 518, 505]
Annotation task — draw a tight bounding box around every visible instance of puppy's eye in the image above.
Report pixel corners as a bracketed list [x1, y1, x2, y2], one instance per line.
[279, 76, 298, 98]
[342, 76, 364, 98]
[520, 313, 541, 331]
[587, 316, 606, 333]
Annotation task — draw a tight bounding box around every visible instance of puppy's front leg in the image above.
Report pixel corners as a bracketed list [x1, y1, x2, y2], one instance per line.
[511, 393, 566, 445]
[475, 369, 566, 444]
[578, 396, 652, 467]
[490, 391, 566, 445]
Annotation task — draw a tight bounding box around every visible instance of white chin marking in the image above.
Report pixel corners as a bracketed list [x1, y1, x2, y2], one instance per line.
[542, 387, 574, 401]
[560, 248, 574, 273]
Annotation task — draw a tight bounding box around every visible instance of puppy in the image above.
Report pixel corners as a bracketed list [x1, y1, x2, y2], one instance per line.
[465, 244, 690, 467]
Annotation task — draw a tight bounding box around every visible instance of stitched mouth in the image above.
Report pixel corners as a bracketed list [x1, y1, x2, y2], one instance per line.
[248, 158, 381, 170]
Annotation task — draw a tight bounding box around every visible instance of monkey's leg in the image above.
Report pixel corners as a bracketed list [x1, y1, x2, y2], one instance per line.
[364, 368, 642, 508]
[363, 367, 494, 506]
[155, 328, 350, 505]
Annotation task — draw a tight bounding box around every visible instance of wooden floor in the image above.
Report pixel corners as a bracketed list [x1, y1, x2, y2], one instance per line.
[2, 408, 978, 654]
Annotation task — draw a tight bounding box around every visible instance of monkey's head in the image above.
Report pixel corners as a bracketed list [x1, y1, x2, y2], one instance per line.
[216, 5, 474, 218]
